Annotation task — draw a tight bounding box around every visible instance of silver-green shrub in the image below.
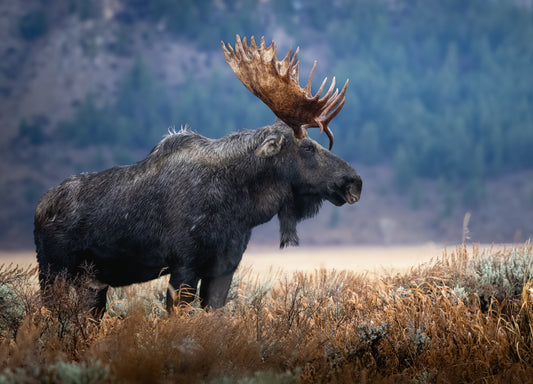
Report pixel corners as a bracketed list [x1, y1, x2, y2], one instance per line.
[460, 246, 533, 301]
[0, 361, 110, 384]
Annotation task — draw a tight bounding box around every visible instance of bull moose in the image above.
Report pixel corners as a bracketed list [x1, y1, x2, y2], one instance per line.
[34, 36, 362, 315]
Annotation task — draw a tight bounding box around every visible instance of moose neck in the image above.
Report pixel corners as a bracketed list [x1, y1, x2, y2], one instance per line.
[154, 125, 294, 227]
[225, 142, 293, 229]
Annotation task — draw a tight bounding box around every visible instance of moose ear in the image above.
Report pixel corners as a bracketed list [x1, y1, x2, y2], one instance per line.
[255, 135, 284, 158]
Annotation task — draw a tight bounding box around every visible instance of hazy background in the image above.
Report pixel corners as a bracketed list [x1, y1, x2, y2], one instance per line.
[1, 0, 532, 250]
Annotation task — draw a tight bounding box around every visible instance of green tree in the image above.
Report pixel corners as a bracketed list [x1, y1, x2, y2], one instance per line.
[18, 10, 48, 41]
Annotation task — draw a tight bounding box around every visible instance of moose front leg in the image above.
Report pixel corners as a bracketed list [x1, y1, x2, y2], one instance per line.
[167, 267, 199, 312]
[199, 272, 234, 309]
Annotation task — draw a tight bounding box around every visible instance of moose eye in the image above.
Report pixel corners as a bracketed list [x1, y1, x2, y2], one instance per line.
[301, 144, 315, 154]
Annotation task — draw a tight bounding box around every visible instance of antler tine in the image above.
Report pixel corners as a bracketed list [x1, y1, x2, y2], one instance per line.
[279, 48, 293, 79]
[318, 79, 349, 120]
[259, 36, 268, 51]
[249, 35, 257, 50]
[222, 35, 349, 150]
[328, 79, 349, 117]
[313, 77, 329, 100]
[326, 95, 347, 124]
[221, 40, 233, 59]
[291, 47, 299, 65]
[322, 88, 341, 117]
[242, 36, 252, 58]
[321, 120, 335, 151]
[235, 35, 248, 61]
[322, 80, 349, 149]
[304, 61, 317, 95]
[288, 47, 299, 82]
[292, 61, 300, 83]
[320, 77, 336, 102]
[302, 79, 349, 149]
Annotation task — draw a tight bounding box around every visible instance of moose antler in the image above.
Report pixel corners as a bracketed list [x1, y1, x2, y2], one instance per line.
[221, 35, 348, 150]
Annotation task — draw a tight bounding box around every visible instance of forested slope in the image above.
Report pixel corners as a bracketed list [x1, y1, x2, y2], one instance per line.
[1, 0, 532, 247]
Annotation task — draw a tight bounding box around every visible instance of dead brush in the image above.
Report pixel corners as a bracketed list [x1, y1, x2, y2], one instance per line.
[501, 280, 533, 365]
[379, 243, 533, 381]
[88, 303, 269, 383]
[40, 275, 102, 357]
[2, 243, 533, 383]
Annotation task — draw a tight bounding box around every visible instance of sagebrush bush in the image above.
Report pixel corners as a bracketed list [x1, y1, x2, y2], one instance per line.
[0, 360, 109, 384]
[0, 265, 38, 338]
[394, 242, 533, 311]
[1, 243, 533, 383]
[0, 283, 24, 339]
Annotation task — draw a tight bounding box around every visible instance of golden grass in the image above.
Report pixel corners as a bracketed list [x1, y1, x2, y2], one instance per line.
[1, 243, 533, 383]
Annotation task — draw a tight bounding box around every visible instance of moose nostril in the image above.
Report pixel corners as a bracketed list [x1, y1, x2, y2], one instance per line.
[344, 175, 362, 192]
[355, 176, 362, 192]
[349, 183, 361, 198]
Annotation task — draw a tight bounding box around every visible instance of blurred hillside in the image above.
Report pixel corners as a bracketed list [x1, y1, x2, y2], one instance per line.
[1, 0, 533, 249]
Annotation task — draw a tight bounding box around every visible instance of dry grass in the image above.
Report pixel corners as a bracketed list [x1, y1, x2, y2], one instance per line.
[1, 243, 533, 383]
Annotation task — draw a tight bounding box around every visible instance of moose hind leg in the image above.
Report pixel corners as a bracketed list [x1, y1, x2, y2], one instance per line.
[199, 272, 234, 309]
[89, 284, 109, 319]
[37, 262, 64, 308]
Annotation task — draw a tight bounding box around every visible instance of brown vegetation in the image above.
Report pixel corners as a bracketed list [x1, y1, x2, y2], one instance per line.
[1, 243, 533, 383]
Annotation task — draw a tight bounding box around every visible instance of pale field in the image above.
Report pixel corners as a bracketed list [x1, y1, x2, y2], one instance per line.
[0, 243, 479, 279]
[0, 251, 38, 269]
[0, 243, 517, 295]
[241, 244, 449, 278]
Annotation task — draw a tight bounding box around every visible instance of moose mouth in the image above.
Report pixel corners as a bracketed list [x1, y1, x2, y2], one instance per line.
[327, 182, 361, 206]
[345, 185, 360, 204]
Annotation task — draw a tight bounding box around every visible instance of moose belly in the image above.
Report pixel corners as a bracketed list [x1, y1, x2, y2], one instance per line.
[81, 247, 169, 287]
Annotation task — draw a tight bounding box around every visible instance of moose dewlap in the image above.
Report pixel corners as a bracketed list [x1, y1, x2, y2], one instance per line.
[34, 35, 362, 315]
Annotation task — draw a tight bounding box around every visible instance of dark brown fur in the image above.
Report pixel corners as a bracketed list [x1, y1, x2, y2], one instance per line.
[34, 121, 361, 314]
